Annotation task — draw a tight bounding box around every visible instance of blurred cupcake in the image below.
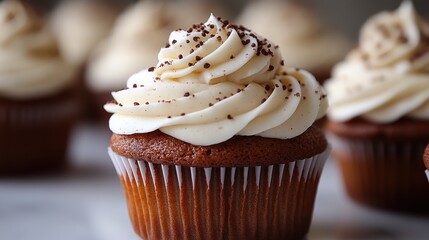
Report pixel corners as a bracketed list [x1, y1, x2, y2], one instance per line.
[237, 1, 351, 84]
[425, 144, 429, 181]
[86, 1, 228, 123]
[50, 0, 119, 68]
[104, 15, 329, 239]
[0, 1, 80, 174]
[325, 1, 429, 213]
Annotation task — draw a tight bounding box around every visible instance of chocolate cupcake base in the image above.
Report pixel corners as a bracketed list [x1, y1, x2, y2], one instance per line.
[328, 134, 429, 214]
[108, 147, 329, 240]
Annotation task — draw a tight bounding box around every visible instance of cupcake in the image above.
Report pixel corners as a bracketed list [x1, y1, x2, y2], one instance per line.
[237, 1, 350, 84]
[104, 14, 329, 239]
[425, 144, 429, 181]
[86, 1, 228, 123]
[0, 1, 80, 174]
[325, 1, 429, 213]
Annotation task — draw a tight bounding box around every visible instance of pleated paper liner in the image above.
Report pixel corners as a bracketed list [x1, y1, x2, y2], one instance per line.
[0, 91, 80, 174]
[328, 134, 429, 214]
[109, 147, 329, 240]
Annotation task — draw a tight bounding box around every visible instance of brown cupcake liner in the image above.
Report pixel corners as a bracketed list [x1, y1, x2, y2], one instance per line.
[0, 94, 80, 174]
[108, 147, 330, 240]
[327, 134, 429, 214]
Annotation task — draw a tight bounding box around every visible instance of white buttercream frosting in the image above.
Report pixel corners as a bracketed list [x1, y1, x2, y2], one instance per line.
[326, 1, 429, 123]
[0, 0, 74, 99]
[105, 15, 327, 146]
[237, 1, 350, 73]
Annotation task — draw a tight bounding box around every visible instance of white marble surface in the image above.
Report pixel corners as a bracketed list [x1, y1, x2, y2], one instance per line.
[1, 123, 428, 240]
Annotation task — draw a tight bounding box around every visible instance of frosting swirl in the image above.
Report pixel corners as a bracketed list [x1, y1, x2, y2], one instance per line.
[105, 15, 327, 146]
[0, 0, 74, 99]
[326, 1, 429, 123]
[358, 1, 429, 70]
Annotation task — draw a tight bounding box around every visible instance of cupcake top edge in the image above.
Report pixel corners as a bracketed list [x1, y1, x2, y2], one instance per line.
[326, 1, 429, 123]
[0, 0, 74, 100]
[105, 14, 328, 146]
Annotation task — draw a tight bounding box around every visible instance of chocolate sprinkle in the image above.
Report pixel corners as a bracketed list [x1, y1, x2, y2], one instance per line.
[265, 85, 270, 91]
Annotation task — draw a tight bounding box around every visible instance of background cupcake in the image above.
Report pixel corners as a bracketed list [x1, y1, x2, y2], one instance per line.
[0, 0, 80, 174]
[325, 1, 429, 214]
[86, 1, 229, 123]
[237, 1, 351, 84]
[104, 14, 329, 239]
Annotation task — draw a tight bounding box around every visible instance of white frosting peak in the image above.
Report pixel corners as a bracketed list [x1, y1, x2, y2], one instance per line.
[155, 14, 282, 85]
